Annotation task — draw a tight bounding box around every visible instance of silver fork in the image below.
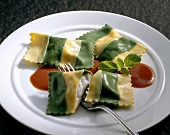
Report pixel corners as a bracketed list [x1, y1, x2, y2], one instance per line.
[58, 63, 139, 135]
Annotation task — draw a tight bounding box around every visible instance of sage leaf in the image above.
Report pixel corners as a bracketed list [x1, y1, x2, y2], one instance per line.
[117, 58, 124, 68]
[124, 54, 141, 68]
[121, 68, 130, 74]
[98, 61, 118, 73]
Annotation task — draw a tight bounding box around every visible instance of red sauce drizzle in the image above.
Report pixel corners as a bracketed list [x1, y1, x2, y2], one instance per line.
[30, 66, 58, 91]
[87, 60, 101, 74]
[30, 60, 100, 91]
[129, 63, 155, 88]
[30, 61, 155, 90]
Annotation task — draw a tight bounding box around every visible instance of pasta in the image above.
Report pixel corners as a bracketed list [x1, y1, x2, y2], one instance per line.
[46, 70, 92, 115]
[78, 24, 147, 62]
[24, 24, 149, 115]
[85, 70, 134, 107]
[24, 33, 94, 69]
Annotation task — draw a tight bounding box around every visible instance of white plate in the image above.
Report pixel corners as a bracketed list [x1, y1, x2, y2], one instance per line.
[1, 11, 170, 135]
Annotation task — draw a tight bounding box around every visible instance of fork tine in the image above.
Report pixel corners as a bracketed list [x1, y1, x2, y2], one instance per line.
[58, 67, 62, 72]
[58, 63, 75, 72]
[68, 63, 75, 71]
[61, 65, 66, 72]
[64, 64, 70, 72]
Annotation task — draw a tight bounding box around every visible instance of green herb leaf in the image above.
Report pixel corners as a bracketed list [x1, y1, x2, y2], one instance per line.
[121, 68, 130, 74]
[124, 54, 141, 68]
[117, 58, 124, 68]
[98, 61, 118, 73]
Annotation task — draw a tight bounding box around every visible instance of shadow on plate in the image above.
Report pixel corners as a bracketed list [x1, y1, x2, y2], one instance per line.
[18, 58, 39, 70]
[29, 94, 48, 113]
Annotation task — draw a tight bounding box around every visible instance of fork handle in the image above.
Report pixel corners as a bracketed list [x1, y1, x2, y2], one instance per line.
[98, 105, 139, 135]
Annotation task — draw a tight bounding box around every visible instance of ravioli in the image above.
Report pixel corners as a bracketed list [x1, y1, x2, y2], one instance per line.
[46, 70, 92, 115]
[85, 70, 134, 107]
[25, 25, 146, 115]
[24, 33, 94, 69]
[78, 24, 147, 62]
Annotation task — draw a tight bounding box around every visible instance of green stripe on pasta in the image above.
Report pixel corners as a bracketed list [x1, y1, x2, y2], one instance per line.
[100, 71, 119, 107]
[24, 33, 94, 69]
[99, 97, 119, 107]
[98, 37, 136, 61]
[77, 25, 122, 58]
[46, 72, 67, 115]
[77, 24, 146, 61]
[112, 42, 147, 63]
[85, 70, 120, 107]
[75, 40, 95, 69]
[78, 24, 112, 42]
[47, 70, 92, 115]
[43, 36, 66, 66]
[101, 71, 119, 100]
[85, 70, 133, 108]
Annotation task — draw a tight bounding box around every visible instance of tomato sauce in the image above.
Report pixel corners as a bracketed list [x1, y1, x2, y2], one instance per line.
[30, 60, 101, 91]
[30, 61, 155, 91]
[87, 60, 101, 74]
[30, 66, 58, 91]
[129, 63, 155, 88]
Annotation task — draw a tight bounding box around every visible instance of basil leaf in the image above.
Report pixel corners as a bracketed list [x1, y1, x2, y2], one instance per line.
[98, 61, 118, 73]
[117, 58, 124, 68]
[121, 68, 130, 74]
[124, 54, 141, 68]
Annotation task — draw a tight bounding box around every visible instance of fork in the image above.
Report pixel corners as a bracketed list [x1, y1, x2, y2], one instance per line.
[58, 63, 139, 135]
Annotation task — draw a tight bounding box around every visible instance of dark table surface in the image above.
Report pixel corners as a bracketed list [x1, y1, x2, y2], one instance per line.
[0, 0, 170, 135]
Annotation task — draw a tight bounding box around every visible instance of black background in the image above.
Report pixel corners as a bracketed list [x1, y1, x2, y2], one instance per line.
[1, 0, 170, 135]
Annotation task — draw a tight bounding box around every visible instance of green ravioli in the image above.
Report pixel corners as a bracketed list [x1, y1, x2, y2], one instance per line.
[46, 70, 92, 115]
[77, 24, 146, 62]
[98, 37, 136, 61]
[43, 37, 66, 67]
[85, 70, 134, 108]
[46, 72, 67, 115]
[24, 33, 94, 69]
